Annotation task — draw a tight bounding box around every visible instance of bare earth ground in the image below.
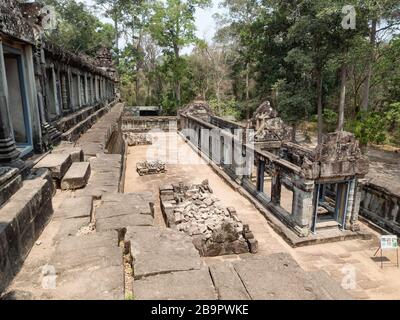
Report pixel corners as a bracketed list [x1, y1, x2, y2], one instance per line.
[125, 132, 400, 300]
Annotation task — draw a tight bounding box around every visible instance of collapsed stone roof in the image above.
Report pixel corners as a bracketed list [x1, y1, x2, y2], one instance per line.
[43, 42, 117, 81]
[0, 0, 42, 43]
[180, 99, 214, 118]
[251, 100, 293, 142]
[253, 100, 278, 120]
[300, 131, 369, 180]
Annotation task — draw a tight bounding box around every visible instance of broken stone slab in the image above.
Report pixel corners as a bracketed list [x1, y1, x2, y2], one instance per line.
[125, 226, 201, 280]
[52, 142, 84, 162]
[61, 162, 91, 190]
[53, 196, 93, 220]
[34, 153, 72, 180]
[209, 263, 251, 300]
[53, 232, 121, 271]
[134, 269, 217, 300]
[232, 253, 343, 300]
[96, 206, 154, 232]
[102, 193, 155, 217]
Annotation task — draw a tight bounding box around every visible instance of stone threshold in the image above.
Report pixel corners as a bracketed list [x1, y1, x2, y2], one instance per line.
[179, 131, 372, 248]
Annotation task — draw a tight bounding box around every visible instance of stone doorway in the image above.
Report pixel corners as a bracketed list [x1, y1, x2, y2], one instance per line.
[312, 181, 352, 233]
[3, 46, 33, 156]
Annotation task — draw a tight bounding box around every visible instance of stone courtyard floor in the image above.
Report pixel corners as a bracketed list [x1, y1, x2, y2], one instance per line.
[124, 132, 400, 300]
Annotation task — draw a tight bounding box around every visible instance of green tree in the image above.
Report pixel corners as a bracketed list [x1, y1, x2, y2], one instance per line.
[149, 0, 210, 108]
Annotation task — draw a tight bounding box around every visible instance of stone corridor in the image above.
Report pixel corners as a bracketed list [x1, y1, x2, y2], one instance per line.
[124, 132, 400, 300]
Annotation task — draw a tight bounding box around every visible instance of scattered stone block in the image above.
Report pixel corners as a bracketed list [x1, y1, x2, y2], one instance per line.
[61, 162, 91, 190]
[159, 180, 256, 257]
[34, 153, 72, 180]
[53, 145, 84, 163]
[136, 160, 166, 176]
[124, 133, 152, 146]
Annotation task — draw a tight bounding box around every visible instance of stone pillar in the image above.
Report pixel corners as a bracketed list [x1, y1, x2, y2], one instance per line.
[84, 73, 88, 105]
[271, 165, 281, 204]
[61, 72, 69, 113]
[0, 42, 20, 163]
[256, 159, 265, 192]
[292, 180, 315, 237]
[348, 179, 362, 231]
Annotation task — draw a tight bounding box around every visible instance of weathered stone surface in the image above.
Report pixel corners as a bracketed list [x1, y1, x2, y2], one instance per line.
[61, 162, 91, 190]
[0, 173, 22, 208]
[233, 253, 348, 300]
[0, 174, 53, 293]
[96, 214, 153, 232]
[53, 196, 93, 220]
[209, 263, 250, 300]
[96, 193, 154, 231]
[53, 231, 121, 271]
[134, 269, 217, 300]
[126, 226, 201, 279]
[53, 144, 84, 163]
[34, 154, 72, 180]
[102, 193, 154, 216]
[75, 153, 121, 198]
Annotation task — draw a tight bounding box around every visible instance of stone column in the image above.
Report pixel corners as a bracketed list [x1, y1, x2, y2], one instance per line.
[84, 73, 88, 105]
[271, 165, 281, 204]
[256, 159, 265, 192]
[348, 179, 362, 231]
[0, 41, 20, 163]
[292, 180, 315, 237]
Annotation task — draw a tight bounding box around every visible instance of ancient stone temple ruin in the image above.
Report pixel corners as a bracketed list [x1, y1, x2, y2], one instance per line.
[160, 180, 258, 256]
[179, 100, 370, 243]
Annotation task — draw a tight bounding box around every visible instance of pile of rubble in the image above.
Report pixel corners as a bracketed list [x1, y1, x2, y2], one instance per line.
[160, 180, 258, 257]
[136, 160, 166, 176]
[124, 133, 153, 146]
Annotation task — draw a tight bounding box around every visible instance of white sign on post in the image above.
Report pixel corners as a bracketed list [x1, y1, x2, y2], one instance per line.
[381, 235, 398, 250]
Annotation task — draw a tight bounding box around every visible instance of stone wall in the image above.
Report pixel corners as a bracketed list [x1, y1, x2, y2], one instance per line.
[122, 116, 177, 132]
[0, 168, 54, 293]
[360, 178, 400, 235]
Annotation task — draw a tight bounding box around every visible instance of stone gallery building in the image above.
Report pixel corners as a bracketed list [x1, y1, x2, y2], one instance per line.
[0, 0, 118, 292]
[0, 0, 117, 166]
[179, 100, 370, 244]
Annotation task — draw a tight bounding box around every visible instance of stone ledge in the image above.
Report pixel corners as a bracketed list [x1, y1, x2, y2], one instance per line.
[0, 174, 53, 293]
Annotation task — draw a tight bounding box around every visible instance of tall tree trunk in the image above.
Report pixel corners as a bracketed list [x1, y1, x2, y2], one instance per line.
[338, 64, 347, 131]
[361, 19, 377, 113]
[245, 62, 250, 120]
[114, 18, 119, 65]
[316, 67, 323, 144]
[173, 45, 181, 106]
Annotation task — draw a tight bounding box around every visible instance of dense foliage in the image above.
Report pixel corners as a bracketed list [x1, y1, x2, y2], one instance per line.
[46, 0, 400, 146]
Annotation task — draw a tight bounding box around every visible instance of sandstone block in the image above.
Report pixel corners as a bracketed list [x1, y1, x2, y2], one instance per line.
[61, 162, 91, 190]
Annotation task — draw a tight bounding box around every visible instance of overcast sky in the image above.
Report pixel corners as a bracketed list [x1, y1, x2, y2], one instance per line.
[79, 0, 223, 53]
